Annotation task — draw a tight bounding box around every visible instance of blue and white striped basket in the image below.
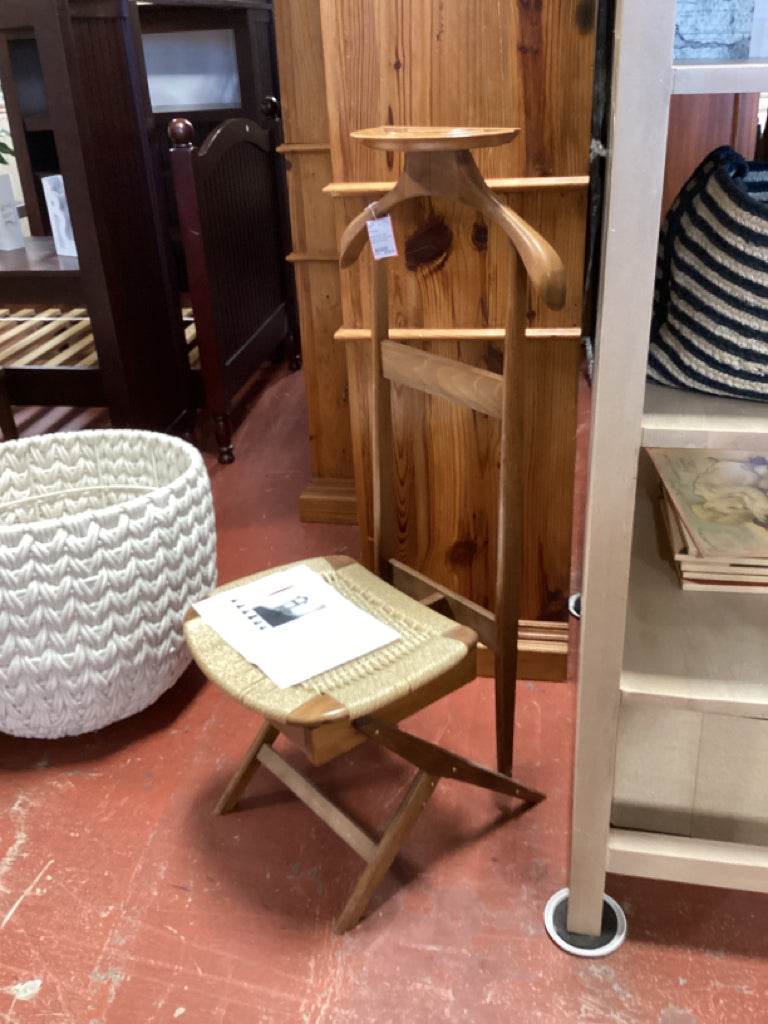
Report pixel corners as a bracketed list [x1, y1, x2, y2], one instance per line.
[647, 145, 768, 402]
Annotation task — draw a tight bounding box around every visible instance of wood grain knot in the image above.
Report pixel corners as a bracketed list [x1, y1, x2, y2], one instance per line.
[471, 222, 488, 251]
[405, 219, 452, 272]
[575, 0, 596, 33]
[448, 539, 478, 566]
[485, 344, 503, 375]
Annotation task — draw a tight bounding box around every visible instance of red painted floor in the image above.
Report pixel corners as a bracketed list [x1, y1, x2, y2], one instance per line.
[2, 364, 768, 1023]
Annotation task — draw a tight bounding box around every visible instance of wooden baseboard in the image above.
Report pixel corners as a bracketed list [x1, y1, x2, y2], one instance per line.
[477, 619, 569, 682]
[299, 477, 358, 524]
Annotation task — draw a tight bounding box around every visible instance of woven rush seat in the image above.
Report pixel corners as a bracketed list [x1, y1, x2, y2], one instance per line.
[184, 555, 476, 726]
[0, 429, 217, 738]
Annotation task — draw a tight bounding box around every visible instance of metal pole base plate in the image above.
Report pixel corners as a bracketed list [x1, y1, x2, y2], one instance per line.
[544, 888, 627, 957]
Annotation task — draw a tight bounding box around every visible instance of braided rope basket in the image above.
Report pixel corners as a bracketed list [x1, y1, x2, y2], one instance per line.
[0, 429, 217, 738]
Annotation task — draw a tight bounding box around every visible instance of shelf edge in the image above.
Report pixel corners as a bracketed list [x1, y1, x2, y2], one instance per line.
[672, 59, 768, 96]
[608, 828, 768, 892]
[620, 678, 768, 720]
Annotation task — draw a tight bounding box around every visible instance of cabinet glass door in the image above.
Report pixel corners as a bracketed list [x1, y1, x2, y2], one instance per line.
[141, 29, 241, 113]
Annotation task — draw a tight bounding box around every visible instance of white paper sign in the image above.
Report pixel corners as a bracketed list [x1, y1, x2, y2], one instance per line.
[42, 175, 77, 258]
[0, 175, 24, 251]
[193, 564, 400, 688]
[366, 214, 398, 260]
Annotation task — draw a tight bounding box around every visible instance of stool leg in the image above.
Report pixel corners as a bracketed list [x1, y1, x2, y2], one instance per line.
[334, 770, 438, 934]
[215, 721, 279, 814]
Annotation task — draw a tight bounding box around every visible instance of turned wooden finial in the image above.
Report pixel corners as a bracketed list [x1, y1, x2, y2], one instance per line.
[168, 117, 195, 148]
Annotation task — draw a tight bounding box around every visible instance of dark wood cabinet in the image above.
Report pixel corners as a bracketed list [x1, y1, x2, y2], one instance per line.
[0, 34, 55, 237]
[0, 0, 193, 429]
[0, 0, 294, 436]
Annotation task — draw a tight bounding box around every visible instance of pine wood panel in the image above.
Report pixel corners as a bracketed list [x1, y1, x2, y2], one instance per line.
[275, 0, 594, 657]
[273, 0, 355, 520]
[319, 0, 595, 182]
[273, 0, 329, 144]
[282, 149, 352, 491]
[318, 0, 593, 630]
[292, 260, 351, 481]
[282, 150, 337, 258]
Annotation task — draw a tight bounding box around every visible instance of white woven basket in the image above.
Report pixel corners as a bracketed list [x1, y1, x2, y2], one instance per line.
[0, 429, 217, 738]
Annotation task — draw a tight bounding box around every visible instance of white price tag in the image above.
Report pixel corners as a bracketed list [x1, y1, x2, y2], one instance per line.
[366, 214, 398, 260]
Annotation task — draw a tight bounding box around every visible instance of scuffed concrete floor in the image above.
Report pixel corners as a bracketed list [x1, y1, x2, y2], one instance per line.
[2, 364, 768, 1023]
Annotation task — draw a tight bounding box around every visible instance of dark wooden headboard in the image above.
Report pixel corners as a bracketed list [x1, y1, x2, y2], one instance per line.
[169, 116, 299, 463]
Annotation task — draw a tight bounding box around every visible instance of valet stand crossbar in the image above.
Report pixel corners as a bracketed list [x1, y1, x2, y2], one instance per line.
[185, 127, 565, 933]
[339, 126, 566, 774]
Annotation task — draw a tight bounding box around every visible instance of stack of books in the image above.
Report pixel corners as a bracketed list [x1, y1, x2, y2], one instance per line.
[648, 448, 768, 593]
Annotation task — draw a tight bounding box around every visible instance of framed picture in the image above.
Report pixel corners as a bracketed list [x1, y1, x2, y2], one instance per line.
[0, 174, 25, 251]
[41, 174, 77, 258]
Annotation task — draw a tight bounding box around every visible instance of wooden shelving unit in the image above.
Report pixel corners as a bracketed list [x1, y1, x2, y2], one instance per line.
[559, 0, 768, 945]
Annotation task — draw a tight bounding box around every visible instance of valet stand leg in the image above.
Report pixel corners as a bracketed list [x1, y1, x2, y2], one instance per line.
[369, 253, 396, 578]
[494, 248, 528, 777]
[214, 720, 279, 814]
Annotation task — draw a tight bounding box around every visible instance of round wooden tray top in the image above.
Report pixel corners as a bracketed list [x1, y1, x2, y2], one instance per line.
[350, 126, 519, 151]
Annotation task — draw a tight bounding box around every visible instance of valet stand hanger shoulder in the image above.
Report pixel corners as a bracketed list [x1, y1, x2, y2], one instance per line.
[339, 126, 566, 777]
[339, 126, 565, 307]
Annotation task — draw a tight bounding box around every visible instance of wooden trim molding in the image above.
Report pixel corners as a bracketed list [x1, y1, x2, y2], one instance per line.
[335, 326, 582, 343]
[324, 175, 590, 197]
[286, 251, 339, 263]
[277, 143, 332, 154]
[299, 477, 357, 524]
[477, 619, 569, 682]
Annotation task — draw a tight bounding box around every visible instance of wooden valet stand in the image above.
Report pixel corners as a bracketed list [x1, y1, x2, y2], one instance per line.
[184, 127, 567, 932]
[338, 126, 566, 775]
